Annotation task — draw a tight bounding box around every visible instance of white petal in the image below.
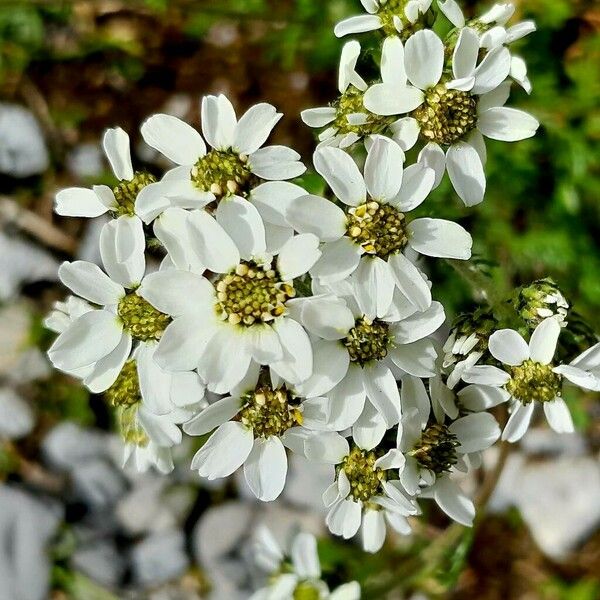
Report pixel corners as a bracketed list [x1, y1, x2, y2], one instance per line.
[472, 47, 511, 95]
[502, 402, 534, 442]
[553, 365, 600, 391]
[249, 145, 305, 180]
[339, 40, 368, 93]
[363, 83, 424, 116]
[201, 94, 237, 150]
[136, 343, 175, 415]
[103, 127, 133, 180]
[364, 137, 405, 201]
[446, 142, 486, 207]
[477, 81, 512, 112]
[390, 117, 420, 151]
[286, 194, 346, 242]
[381, 35, 407, 87]
[392, 301, 445, 344]
[457, 384, 510, 411]
[83, 333, 132, 393]
[393, 162, 435, 211]
[184, 396, 241, 435]
[506, 21, 536, 43]
[297, 296, 354, 340]
[438, 0, 465, 27]
[270, 318, 313, 384]
[488, 329, 529, 365]
[295, 340, 349, 398]
[251, 181, 307, 227]
[328, 368, 367, 430]
[353, 257, 395, 319]
[305, 432, 349, 464]
[353, 400, 387, 450]
[462, 365, 510, 386]
[363, 364, 401, 428]
[375, 449, 405, 470]
[400, 374, 430, 427]
[55, 187, 110, 218]
[453, 28, 479, 79]
[139, 270, 213, 317]
[216, 196, 266, 260]
[301, 107, 336, 128]
[187, 210, 240, 273]
[134, 181, 171, 224]
[418, 142, 446, 188]
[478, 107, 539, 142]
[244, 436, 287, 501]
[99, 219, 145, 287]
[405, 30, 444, 89]
[480, 25, 507, 49]
[334, 14, 382, 37]
[390, 338, 437, 377]
[311, 238, 362, 283]
[362, 510, 386, 553]
[388, 252, 431, 311]
[245, 325, 283, 364]
[449, 412, 500, 452]
[291, 533, 321, 579]
[58, 261, 123, 306]
[191, 421, 254, 479]
[234, 103, 281, 155]
[529, 318, 560, 364]
[48, 310, 123, 370]
[277, 234, 321, 280]
[408, 218, 472, 260]
[326, 498, 362, 539]
[141, 114, 205, 164]
[543, 398, 574, 434]
[314, 146, 366, 206]
[433, 478, 475, 526]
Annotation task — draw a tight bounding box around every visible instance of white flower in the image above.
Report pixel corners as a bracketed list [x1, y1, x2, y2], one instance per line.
[308, 432, 417, 553]
[138, 94, 305, 248]
[142, 211, 321, 393]
[363, 32, 538, 206]
[183, 366, 325, 501]
[335, 0, 433, 39]
[462, 318, 600, 442]
[250, 528, 361, 599]
[0, 388, 34, 440]
[286, 137, 472, 300]
[55, 127, 155, 245]
[301, 41, 392, 149]
[289, 289, 444, 434]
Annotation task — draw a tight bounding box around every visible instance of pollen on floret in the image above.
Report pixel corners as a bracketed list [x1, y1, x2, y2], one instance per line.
[112, 171, 157, 217]
[506, 359, 562, 404]
[117, 293, 171, 341]
[343, 317, 392, 366]
[409, 423, 459, 474]
[333, 87, 392, 137]
[340, 446, 387, 503]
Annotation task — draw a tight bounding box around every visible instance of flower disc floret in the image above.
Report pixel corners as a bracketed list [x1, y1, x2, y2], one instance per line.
[112, 171, 157, 217]
[191, 149, 257, 198]
[238, 386, 303, 438]
[341, 446, 386, 503]
[215, 261, 296, 326]
[333, 87, 390, 136]
[344, 317, 392, 366]
[118, 293, 171, 341]
[293, 582, 321, 600]
[412, 84, 478, 146]
[105, 360, 141, 408]
[346, 201, 408, 259]
[378, 0, 429, 38]
[410, 423, 459, 474]
[506, 359, 562, 404]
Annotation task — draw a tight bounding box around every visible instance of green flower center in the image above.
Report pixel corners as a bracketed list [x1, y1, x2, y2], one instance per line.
[215, 261, 295, 326]
[191, 149, 257, 198]
[346, 201, 408, 259]
[333, 86, 391, 137]
[118, 293, 171, 341]
[343, 317, 392, 366]
[105, 360, 149, 447]
[293, 582, 321, 600]
[341, 446, 387, 502]
[410, 423, 459, 475]
[412, 84, 478, 146]
[378, 0, 430, 39]
[112, 171, 157, 217]
[514, 279, 569, 327]
[238, 385, 303, 438]
[506, 359, 562, 404]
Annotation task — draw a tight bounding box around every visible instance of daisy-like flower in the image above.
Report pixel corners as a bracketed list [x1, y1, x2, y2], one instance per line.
[307, 432, 417, 553]
[55, 127, 154, 244]
[335, 0, 433, 40]
[289, 286, 444, 435]
[139, 211, 321, 394]
[137, 95, 305, 248]
[286, 136, 471, 310]
[462, 318, 600, 442]
[301, 41, 394, 149]
[183, 366, 327, 501]
[397, 376, 500, 525]
[363, 31, 538, 206]
[250, 528, 361, 600]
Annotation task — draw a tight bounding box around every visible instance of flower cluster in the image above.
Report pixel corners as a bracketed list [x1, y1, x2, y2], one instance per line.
[47, 0, 599, 562]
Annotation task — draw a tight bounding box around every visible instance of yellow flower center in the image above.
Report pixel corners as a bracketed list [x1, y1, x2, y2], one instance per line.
[341, 446, 387, 502]
[343, 317, 392, 366]
[118, 293, 171, 341]
[191, 149, 257, 198]
[506, 359, 562, 404]
[112, 171, 157, 217]
[409, 423, 459, 474]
